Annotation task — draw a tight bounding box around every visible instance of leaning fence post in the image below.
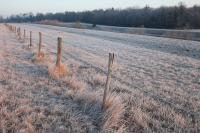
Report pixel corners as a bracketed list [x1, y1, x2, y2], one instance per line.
[56, 37, 63, 67]
[102, 53, 115, 109]
[30, 31, 32, 47]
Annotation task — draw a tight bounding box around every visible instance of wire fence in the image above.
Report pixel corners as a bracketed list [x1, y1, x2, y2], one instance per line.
[5, 23, 114, 109]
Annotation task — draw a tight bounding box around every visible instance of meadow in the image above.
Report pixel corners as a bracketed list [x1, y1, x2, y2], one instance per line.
[0, 23, 200, 132]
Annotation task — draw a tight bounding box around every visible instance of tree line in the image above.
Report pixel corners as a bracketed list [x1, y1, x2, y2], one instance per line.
[0, 16, 3, 23]
[4, 3, 200, 29]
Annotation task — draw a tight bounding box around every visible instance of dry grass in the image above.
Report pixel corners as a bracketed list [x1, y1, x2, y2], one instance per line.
[50, 87, 63, 95]
[65, 76, 126, 132]
[48, 63, 68, 79]
[32, 52, 53, 66]
[0, 90, 35, 133]
[92, 74, 106, 86]
[130, 106, 149, 129]
[33, 52, 45, 62]
[102, 94, 125, 132]
[68, 76, 87, 92]
[2, 24, 200, 132]
[65, 76, 88, 99]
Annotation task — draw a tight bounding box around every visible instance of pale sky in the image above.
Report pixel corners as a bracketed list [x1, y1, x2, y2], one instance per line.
[0, 0, 200, 17]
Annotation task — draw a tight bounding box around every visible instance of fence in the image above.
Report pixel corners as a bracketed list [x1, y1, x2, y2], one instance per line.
[5, 23, 114, 109]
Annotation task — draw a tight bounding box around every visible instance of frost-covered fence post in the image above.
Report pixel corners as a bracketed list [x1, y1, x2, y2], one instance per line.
[16, 28, 18, 36]
[48, 37, 67, 78]
[24, 29, 26, 41]
[56, 37, 63, 67]
[19, 28, 21, 40]
[102, 53, 115, 109]
[14, 27, 16, 33]
[30, 31, 32, 47]
[18, 28, 20, 37]
[38, 32, 42, 55]
[17, 28, 19, 37]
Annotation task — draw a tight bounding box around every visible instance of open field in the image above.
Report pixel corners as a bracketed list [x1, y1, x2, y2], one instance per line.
[1, 23, 200, 132]
[37, 21, 200, 41]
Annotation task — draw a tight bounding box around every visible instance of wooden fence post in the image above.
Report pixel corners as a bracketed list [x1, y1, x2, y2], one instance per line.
[24, 29, 26, 41]
[17, 28, 20, 37]
[56, 37, 63, 67]
[19, 28, 21, 40]
[102, 53, 115, 109]
[48, 37, 67, 78]
[17, 28, 19, 35]
[38, 32, 42, 54]
[30, 31, 32, 47]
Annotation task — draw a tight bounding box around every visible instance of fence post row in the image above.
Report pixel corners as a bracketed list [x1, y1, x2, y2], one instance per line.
[5, 25, 117, 108]
[102, 53, 115, 109]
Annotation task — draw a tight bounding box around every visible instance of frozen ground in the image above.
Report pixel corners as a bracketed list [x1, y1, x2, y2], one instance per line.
[36, 21, 200, 41]
[1, 23, 200, 132]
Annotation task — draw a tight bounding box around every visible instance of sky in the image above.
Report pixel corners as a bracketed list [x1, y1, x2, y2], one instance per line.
[0, 0, 200, 17]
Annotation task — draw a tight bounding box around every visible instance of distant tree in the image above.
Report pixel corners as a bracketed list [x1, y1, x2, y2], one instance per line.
[0, 15, 3, 22]
[35, 13, 44, 21]
[92, 23, 96, 28]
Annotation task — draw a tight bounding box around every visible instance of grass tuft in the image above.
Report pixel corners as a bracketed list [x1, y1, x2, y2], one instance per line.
[35, 52, 45, 62]
[68, 76, 87, 92]
[48, 63, 68, 79]
[102, 94, 125, 131]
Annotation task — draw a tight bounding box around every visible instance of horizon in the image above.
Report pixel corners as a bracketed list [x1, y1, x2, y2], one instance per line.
[0, 0, 200, 18]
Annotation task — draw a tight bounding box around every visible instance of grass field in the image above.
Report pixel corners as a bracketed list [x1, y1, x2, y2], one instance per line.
[0, 23, 200, 132]
[37, 21, 200, 41]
